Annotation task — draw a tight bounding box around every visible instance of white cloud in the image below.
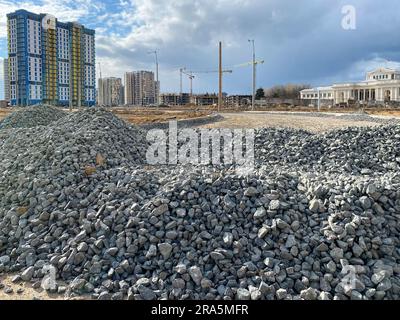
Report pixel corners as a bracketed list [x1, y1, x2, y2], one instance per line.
[93, 0, 334, 93]
[2, 0, 400, 95]
[0, 0, 101, 38]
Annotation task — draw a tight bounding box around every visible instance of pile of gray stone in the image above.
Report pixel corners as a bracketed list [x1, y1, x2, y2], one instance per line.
[0, 106, 399, 300]
[265, 111, 400, 125]
[0, 105, 67, 129]
[255, 125, 400, 174]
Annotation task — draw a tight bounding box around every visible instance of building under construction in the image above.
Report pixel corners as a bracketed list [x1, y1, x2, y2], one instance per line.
[124, 70, 159, 106]
[98, 77, 124, 106]
[159, 93, 190, 106]
[6, 9, 95, 107]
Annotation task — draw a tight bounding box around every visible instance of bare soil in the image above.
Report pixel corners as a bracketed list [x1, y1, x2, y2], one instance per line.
[199, 112, 381, 132]
[0, 273, 72, 300]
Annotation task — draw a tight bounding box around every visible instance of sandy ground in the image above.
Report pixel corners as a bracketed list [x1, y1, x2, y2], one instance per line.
[0, 273, 67, 300]
[199, 112, 382, 132]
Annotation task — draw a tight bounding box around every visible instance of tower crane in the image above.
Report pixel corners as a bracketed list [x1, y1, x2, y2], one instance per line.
[234, 60, 264, 68]
[234, 39, 265, 110]
[180, 69, 195, 100]
[180, 68, 233, 105]
[179, 40, 232, 110]
[98, 62, 102, 79]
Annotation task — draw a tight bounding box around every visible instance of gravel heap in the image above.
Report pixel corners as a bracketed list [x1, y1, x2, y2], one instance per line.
[255, 125, 400, 174]
[0, 105, 67, 129]
[0, 106, 399, 300]
[261, 111, 400, 125]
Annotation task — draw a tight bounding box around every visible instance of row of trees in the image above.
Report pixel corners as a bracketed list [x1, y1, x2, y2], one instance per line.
[255, 84, 311, 100]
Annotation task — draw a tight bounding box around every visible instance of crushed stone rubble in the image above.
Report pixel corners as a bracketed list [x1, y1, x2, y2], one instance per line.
[0, 105, 67, 129]
[0, 105, 399, 300]
[264, 111, 400, 125]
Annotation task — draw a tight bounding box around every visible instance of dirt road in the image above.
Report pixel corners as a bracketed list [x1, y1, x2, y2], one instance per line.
[199, 112, 383, 132]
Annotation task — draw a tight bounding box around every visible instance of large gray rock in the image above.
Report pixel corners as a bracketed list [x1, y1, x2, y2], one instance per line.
[188, 266, 203, 286]
[21, 266, 35, 281]
[158, 243, 173, 259]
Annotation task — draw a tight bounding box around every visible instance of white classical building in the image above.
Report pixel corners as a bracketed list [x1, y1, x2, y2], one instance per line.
[301, 68, 400, 105]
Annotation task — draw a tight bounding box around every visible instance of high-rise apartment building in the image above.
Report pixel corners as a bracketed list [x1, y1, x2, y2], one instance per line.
[124, 70, 158, 106]
[3, 58, 10, 101]
[98, 77, 124, 106]
[7, 9, 95, 106]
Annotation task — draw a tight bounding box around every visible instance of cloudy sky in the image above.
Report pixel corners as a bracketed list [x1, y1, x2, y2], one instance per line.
[1, 0, 400, 99]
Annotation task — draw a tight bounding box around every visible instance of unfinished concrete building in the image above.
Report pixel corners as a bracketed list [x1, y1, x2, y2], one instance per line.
[124, 71, 158, 106]
[192, 94, 219, 106]
[98, 77, 123, 106]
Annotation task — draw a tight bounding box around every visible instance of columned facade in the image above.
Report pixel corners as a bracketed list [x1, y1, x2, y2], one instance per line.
[301, 68, 400, 105]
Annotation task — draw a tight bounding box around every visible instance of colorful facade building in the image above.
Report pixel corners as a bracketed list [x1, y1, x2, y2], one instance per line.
[6, 9, 95, 107]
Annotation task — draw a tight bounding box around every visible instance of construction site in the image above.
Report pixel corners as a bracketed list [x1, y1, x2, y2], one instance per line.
[2, 39, 400, 300]
[0, 102, 399, 302]
[1, 4, 400, 306]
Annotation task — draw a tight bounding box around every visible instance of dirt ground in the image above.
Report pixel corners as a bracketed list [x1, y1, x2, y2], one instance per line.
[2, 105, 400, 124]
[0, 107, 211, 124]
[0, 108, 11, 121]
[0, 273, 66, 300]
[111, 108, 211, 124]
[199, 112, 382, 132]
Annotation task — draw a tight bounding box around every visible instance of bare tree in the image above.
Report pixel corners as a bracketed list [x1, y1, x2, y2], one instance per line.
[265, 84, 311, 99]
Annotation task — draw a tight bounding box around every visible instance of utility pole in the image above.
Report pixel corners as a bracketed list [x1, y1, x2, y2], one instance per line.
[180, 68, 183, 96]
[179, 67, 185, 105]
[248, 39, 256, 111]
[189, 72, 193, 100]
[218, 41, 223, 112]
[148, 50, 159, 106]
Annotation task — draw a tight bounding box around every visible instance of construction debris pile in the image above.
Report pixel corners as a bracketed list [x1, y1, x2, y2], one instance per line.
[0, 106, 399, 300]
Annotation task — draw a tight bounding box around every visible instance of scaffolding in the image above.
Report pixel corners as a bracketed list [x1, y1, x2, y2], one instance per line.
[43, 27, 57, 104]
[71, 25, 82, 107]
